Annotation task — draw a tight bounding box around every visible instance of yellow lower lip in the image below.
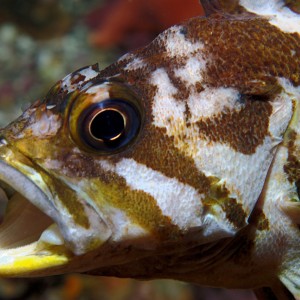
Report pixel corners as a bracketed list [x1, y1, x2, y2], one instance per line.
[0, 254, 68, 276]
[0, 240, 70, 277]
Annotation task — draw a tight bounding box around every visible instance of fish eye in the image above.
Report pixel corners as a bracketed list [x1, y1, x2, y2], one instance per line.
[89, 108, 125, 141]
[79, 99, 140, 152]
[69, 82, 143, 154]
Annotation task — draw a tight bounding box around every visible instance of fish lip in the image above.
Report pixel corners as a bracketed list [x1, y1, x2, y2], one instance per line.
[0, 158, 72, 276]
[0, 159, 58, 222]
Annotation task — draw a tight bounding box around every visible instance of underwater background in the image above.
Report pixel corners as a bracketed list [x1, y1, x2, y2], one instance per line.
[0, 1, 256, 299]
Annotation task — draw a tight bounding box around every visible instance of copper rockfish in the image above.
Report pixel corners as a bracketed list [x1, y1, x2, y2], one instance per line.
[0, 0, 299, 299]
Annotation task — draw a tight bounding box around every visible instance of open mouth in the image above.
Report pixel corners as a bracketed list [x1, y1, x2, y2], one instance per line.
[0, 160, 70, 276]
[0, 180, 64, 249]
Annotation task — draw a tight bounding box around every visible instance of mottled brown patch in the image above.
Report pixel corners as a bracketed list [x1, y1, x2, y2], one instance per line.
[204, 178, 247, 229]
[250, 209, 270, 231]
[122, 189, 180, 239]
[167, 69, 191, 101]
[223, 198, 248, 229]
[284, 129, 300, 192]
[93, 176, 181, 240]
[184, 103, 192, 124]
[71, 73, 86, 85]
[46, 175, 90, 228]
[195, 81, 204, 93]
[124, 125, 212, 195]
[196, 97, 273, 154]
[185, 16, 300, 88]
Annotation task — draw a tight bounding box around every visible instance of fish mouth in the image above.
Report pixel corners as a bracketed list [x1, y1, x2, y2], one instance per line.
[0, 160, 70, 277]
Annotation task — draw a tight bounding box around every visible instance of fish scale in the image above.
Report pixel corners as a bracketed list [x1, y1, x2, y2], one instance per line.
[0, 1, 298, 300]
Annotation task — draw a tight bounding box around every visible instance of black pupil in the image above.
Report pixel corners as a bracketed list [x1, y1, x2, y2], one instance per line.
[90, 109, 125, 141]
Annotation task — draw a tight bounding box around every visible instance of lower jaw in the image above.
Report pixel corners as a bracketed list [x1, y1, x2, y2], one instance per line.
[0, 180, 71, 277]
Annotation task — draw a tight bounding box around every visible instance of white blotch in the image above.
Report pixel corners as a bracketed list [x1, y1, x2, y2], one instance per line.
[194, 139, 275, 216]
[29, 113, 61, 137]
[61, 65, 99, 93]
[163, 25, 204, 57]
[174, 56, 206, 86]
[188, 87, 241, 122]
[151, 68, 185, 127]
[118, 52, 135, 62]
[239, 0, 300, 34]
[115, 158, 203, 229]
[124, 57, 146, 71]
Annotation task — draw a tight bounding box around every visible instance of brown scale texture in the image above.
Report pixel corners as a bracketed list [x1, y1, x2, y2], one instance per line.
[204, 178, 247, 228]
[196, 97, 273, 154]
[249, 209, 270, 231]
[185, 16, 300, 89]
[123, 125, 212, 194]
[222, 198, 247, 229]
[91, 172, 181, 239]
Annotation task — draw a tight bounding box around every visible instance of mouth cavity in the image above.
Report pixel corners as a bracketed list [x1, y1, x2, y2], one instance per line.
[0, 180, 65, 250]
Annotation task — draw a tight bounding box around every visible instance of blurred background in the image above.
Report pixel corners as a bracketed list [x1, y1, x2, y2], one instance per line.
[0, 0, 256, 299]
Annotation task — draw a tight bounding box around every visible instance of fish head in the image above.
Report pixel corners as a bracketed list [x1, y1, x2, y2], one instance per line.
[0, 0, 299, 289]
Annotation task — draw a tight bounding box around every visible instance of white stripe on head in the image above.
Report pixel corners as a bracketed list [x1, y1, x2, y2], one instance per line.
[151, 68, 186, 127]
[124, 57, 147, 71]
[187, 87, 241, 122]
[162, 25, 204, 58]
[60, 66, 99, 93]
[174, 56, 206, 86]
[239, 0, 300, 34]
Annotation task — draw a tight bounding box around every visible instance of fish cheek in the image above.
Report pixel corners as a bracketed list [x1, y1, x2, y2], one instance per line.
[88, 176, 180, 241]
